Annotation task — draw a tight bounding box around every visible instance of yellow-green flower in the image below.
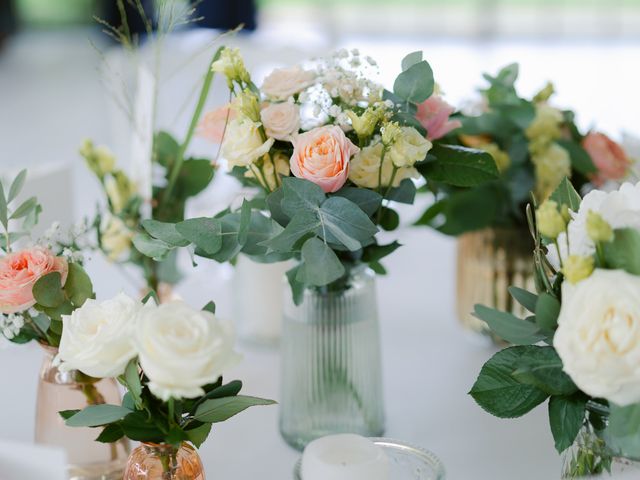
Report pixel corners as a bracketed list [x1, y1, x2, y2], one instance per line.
[563, 255, 595, 284]
[105, 171, 136, 214]
[387, 126, 432, 168]
[536, 199, 567, 239]
[211, 47, 250, 87]
[586, 210, 613, 243]
[346, 104, 389, 139]
[532, 143, 571, 201]
[79, 139, 116, 178]
[533, 82, 555, 103]
[381, 121, 402, 147]
[231, 89, 262, 123]
[526, 104, 563, 155]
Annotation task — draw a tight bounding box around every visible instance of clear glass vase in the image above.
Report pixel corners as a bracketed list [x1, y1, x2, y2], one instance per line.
[279, 265, 385, 451]
[561, 404, 640, 478]
[232, 254, 292, 345]
[456, 227, 534, 342]
[123, 442, 205, 480]
[35, 345, 130, 480]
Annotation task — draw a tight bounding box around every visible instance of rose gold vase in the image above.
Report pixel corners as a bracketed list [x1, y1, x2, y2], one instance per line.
[35, 345, 130, 480]
[124, 443, 205, 480]
[456, 227, 534, 342]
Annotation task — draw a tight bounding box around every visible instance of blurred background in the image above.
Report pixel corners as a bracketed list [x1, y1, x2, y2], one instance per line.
[2, 2, 640, 478]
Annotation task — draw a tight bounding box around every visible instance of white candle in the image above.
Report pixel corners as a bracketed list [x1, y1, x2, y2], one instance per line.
[301, 434, 390, 480]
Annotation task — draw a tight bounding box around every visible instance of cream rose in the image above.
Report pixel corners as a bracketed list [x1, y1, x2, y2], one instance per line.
[349, 141, 419, 189]
[58, 293, 139, 378]
[290, 125, 359, 193]
[135, 301, 240, 401]
[387, 127, 432, 168]
[221, 118, 275, 168]
[101, 215, 133, 261]
[554, 269, 640, 406]
[260, 102, 300, 141]
[261, 65, 315, 101]
[244, 152, 290, 190]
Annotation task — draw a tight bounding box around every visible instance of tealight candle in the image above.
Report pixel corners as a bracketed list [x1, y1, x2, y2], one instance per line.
[301, 434, 390, 480]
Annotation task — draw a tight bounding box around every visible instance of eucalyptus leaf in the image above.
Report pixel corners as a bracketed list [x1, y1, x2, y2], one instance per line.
[297, 238, 345, 287]
[473, 304, 545, 345]
[8, 169, 27, 203]
[124, 359, 142, 407]
[281, 177, 325, 218]
[401, 51, 423, 71]
[64, 263, 94, 307]
[318, 196, 378, 251]
[193, 395, 276, 423]
[33, 272, 65, 308]
[508, 286, 538, 313]
[393, 60, 434, 103]
[66, 405, 132, 427]
[333, 188, 382, 216]
[176, 217, 222, 255]
[132, 233, 172, 261]
[9, 196, 37, 220]
[265, 210, 319, 253]
[142, 219, 190, 247]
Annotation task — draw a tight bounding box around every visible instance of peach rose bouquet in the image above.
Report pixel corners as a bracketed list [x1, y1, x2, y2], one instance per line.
[0, 170, 95, 347]
[137, 47, 496, 301]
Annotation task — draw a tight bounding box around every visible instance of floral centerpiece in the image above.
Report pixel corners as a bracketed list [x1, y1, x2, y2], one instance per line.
[0, 170, 130, 476]
[414, 63, 633, 338]
[59, 295, 274, 480]
[471, 178, 640, 478]
[136, 46, 496, 448]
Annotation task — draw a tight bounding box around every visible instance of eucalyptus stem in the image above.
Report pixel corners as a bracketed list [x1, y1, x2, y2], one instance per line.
[162, 46, 224, 208]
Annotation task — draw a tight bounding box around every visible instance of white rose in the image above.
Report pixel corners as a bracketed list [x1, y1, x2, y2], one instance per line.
[349, 141, 419, 189]
[261, 65, 315, 101]
[554, 269, 640, 406]
[221, 118, 274, 168]
[260, 102, 300, 141]
[557, 181, 640, 262]
[135, 301, 241, 401]
[58, 293, 139, 378]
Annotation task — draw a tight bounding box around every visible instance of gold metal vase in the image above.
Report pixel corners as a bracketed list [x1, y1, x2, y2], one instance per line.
[456, 227, 534, 341]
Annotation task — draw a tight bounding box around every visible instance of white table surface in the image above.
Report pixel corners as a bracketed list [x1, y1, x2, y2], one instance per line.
[4, 27, 640, 479]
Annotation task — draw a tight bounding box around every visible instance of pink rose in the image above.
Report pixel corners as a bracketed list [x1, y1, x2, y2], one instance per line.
[290, 126, 359, 193]
[0, 247, 69, 314]
[583, 132, 631, 186]
[197, 105, 235, 144]
[416, 95, 462, 141]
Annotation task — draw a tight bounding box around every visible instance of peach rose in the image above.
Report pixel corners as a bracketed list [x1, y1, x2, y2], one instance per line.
[0, 247, 68, 314]
[290, 126, 359, 193]
[416, 95, 462, 141]
[583, 132, 631, 186]
[197, 104, 236, 144]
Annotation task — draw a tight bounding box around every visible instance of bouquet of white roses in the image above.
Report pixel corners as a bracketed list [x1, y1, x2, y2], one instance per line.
[136, 47, 497, 302]
[471, 178, 640, 477]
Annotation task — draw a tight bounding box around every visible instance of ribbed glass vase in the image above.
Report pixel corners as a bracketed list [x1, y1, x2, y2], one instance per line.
[279, 265, 385, 451]
[456, 227, 534, 342]
[123, 442, 205, 480]
[35, 345, 130, 480]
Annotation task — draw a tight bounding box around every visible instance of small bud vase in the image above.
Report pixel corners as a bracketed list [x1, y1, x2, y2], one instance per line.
[279, 265, 385, 451]
[35, 345, 130, 479]
[456, 227, 534, 343]
[123, 442, 205, 480]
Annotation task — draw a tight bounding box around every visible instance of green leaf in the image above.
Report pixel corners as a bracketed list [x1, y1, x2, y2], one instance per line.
[393, 60, 434, 103]
[362, 241, 401, 263]
[511, 346, 577, 396]
[297, 238, 345, 287]
[177, 158, 215, 198]
[266, 210, 318, 253]
[120, 411, 164, 442]
[266, 188, 289, 226]
[473, 304, 545, 345]
[281, 177, 325, 218]
[549, 394, 587, 453]
[385, 178, 417, 204]
[185, 423, 212, 448]
[142, 220, 190, 247]
[557, 140, 597, 176]
[95, 423, 125, 443]
[238, 200, 251, 246]
[59, 409, 80, 420]
[193, 395, 276, 423]
[318, 196, 378, 250]
[401, 51, 423, 71]
[286, 265, 305, 306]
[64, 263, 94, 307]
[549, 177, 581, 212]
[10, 196, 37, 220]
[176, 217, 222, 256]
[603, 228, 640, 275]
[470, 346, 549, 418]
[378, 207, 400, 231]
[8, 169, 27, 203]
[154, 131, 180, 168]
[333, 188, 382, 217]
[198, 214, 242, 263]
[508, 286, 538, 313]
[66, 404, 131, 427]
[124, 359, 142, 407]
[132, 233, 172, 261]
[202, 301, 216, 314]
[32, 313, 51, 334]
[421, 144, 499, 187]
[32, 272, 65, 308]
[535, 292, 561, 331]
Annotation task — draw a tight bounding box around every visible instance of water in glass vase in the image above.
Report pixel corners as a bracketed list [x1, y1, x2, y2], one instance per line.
[35, 346, 130, 480]
[279, 265, 385, 450]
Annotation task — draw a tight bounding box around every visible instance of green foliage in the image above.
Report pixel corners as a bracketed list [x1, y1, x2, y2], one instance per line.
[470, 346, 549, 418]
[473, 305, 545, 345]
[549, 394, 587, 453]
[603, 228, 640, 275]
[193, 396, 276, 423]
[419, 145, 499, 187]
[65, 404, 132, 427]
[508, 286, 538, 313]
[535, 292, 561, 331]
[511, 346, 577, 396]
[393, 55, 434, 103]
[549, 177, 582, 212]
[297, 238, 345, 286]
